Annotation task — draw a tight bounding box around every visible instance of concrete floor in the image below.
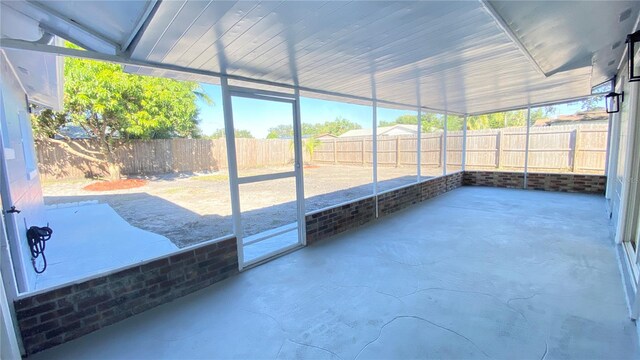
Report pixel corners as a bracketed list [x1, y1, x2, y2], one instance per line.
[30, 187, 638, 359]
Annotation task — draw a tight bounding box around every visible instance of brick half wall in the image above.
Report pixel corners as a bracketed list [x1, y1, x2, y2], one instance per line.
[525, 173, 606, 194]
[463, 171, 606, 194]
[14, 237, 238, 356]
[307, 172, 464, 244]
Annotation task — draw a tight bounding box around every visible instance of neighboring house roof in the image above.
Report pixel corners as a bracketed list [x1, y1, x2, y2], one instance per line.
[339, 124, 419, 137]
[534, 109, 608, 126]
[55, 125, 92, 139]
[315, 133, 338, 139]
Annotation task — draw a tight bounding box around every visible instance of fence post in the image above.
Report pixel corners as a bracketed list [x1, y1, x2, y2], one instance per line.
[496, 130, 503, 169]
[571, 128, 580, 172]
[439, 133, 444, 167]
[361, 138, 366, 166]
[333, 139, 338, 165]
[396, 137, 401, 167]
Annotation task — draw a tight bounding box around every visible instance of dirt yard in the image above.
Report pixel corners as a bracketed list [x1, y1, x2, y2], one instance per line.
[43, 165, 437, 247]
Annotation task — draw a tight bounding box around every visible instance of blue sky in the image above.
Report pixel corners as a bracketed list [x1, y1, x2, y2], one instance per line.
[197, 83, 599, 139]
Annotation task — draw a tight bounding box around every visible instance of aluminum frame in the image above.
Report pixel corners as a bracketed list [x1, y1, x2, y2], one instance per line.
[523, 106, 531, 188]
[222, 81, 306, 269]
[461, 115, 468, 171]
[443, 111, 448, 176]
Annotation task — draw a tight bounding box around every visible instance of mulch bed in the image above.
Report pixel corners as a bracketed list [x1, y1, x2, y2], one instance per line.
[83, 179, 148, 191]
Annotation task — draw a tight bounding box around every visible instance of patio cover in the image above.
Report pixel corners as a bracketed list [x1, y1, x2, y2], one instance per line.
[1, 1, 639, 114]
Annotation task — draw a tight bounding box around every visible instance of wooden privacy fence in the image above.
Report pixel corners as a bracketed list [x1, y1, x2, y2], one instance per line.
[314, 124, 608, 173]
[36, 124, 607, 180]
[36, 138, 294, 180]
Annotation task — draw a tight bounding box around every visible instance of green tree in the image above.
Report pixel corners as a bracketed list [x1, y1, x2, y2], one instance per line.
[266, 117, 362, 138]
[208, 128, 253, 138]
[580, 95, 605, 111]
[305, 116, 362, 136]
[32, 47, 209, 179]
[379, 113, 446, 132]
[466, 107, 552, 130]
[266, 124, 293, 139]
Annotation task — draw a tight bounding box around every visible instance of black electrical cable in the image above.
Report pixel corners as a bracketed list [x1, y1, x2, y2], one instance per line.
[26, 226, 52, 274]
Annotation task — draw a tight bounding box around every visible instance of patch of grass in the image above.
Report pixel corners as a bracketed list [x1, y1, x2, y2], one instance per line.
[41, 178, 92, 186]
[193, 174, 229, 182]
[162, 187, 186, 195]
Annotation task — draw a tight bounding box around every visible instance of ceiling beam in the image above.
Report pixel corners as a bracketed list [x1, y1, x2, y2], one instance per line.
[4, 0, 120, 55]
[121, 0, 160, 53]
[479, 0, 548, 78]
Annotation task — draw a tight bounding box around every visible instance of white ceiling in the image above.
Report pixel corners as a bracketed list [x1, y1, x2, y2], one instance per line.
[2, 1, 639, 115]
[0, 4, 63, 110]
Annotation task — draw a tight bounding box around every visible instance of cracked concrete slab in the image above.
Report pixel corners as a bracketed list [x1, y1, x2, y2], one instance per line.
[29, 187, 639, 359]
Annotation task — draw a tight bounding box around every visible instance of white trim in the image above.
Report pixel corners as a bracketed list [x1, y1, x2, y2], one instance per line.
[243, 225, 297, 246]
[479, 0, 547, 77]
[615, 80, 640, 245]
[624, 241, 639, 283]
[372, 99, 379, 218]
[524, 106, 531, 188]
[0, 190, 22, 355]
[228, 85, 306, 266]
[242, 243, 304, 269]
[227, 86, 294, 100]
[417, 102, 422, 182]
[226, 92, 295, 105]
[122, 0, 159, 51]
[220, 76, 244, 270]
[443, 112, 447, 176]
[293, 87, 307, 247]
[604, 112, 613, 180]
[237, 171, 295, 184]
[0, 268, 21, 359]
[605, 114, 620, 199]
[461, 115, 468, 171]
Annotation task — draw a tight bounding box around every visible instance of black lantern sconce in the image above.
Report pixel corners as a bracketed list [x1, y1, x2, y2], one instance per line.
[605, 91, 623, 114]
[627, 30, 640, 82]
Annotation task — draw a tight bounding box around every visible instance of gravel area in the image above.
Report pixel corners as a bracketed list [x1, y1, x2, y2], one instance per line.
[43, 165, 435, 247]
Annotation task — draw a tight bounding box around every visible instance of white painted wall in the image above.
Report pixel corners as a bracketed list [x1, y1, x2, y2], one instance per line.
[0, 52, 47, 293]
[0, 268, 21, 359]
[610, 68, 631, 237]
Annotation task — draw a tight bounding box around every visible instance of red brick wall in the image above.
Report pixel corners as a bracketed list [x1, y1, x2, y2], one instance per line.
[463, 171, 606, 194]
[14, 238, 238, 356]
[463, 171, 525, 188]
[307, 172, 465, 243]
[525, 173, 606, 193]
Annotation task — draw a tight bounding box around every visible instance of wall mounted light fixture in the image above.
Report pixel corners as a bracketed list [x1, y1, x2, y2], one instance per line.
[605, 91, 623, 113]
[626, 30, 640, 82]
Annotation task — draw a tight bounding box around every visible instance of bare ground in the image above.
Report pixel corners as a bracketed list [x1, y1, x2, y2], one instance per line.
[43, 165, 441, 247]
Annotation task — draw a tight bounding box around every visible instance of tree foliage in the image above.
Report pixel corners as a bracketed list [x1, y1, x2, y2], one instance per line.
[379, 108, 555, 132]
[580, 95, 605, 111]
[208, 128, 253, 138]
[266, 116, 362, 139]
[32, 45, 209, 179]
